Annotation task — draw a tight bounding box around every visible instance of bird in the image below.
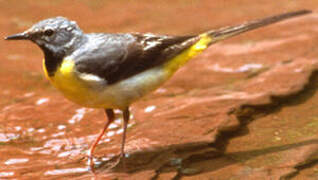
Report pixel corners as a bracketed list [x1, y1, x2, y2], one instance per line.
[5, 10, 311, 167]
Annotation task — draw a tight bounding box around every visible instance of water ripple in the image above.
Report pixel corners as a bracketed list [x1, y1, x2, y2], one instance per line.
[44, 167, 88, 176]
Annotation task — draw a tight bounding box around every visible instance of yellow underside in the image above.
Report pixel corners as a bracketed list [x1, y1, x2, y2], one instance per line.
[43, 33, 212, 109]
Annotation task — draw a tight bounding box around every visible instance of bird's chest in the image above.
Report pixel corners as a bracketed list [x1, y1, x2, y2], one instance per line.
[42, 58, 97, 106]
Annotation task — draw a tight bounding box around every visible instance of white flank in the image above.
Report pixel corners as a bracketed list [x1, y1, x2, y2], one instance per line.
[78, 73, 104, 82]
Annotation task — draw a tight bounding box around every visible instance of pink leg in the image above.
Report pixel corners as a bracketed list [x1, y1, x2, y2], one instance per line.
[88, 109, 114, 168]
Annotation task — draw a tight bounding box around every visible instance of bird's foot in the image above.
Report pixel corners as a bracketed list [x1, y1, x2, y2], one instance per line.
[87, 150, 96, 172]
[87, 152, 125, 172]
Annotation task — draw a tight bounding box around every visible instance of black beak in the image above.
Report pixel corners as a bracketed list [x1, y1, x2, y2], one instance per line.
[5, 32, 29, 40]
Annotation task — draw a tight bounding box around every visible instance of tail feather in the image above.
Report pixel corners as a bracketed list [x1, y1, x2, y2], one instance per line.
[206, 9, 311, 44]
[164, 10, 311, 75]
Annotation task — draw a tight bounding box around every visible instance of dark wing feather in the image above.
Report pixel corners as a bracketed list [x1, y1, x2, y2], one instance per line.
[75, 33, 196, 84]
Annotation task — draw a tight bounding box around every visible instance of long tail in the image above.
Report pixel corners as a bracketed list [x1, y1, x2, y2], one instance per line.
[164, 10, 311, 74]
[206, 9, 311, 44]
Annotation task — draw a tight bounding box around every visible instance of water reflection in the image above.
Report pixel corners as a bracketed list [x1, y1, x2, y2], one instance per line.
[68, 108, 87, 124]
[0, 133, 19, 142]
[36, 98, 49, 105]
[144, 105, 156, 113]
[208, 63, 264, 73]
[4, 158, 29, 165]
[44, 167, 88, 176]
[0, 172, 14, 178]
[57, 125, 66, 130]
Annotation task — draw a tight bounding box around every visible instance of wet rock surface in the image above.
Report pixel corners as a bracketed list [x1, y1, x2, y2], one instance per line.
[1, 0, 318, 179]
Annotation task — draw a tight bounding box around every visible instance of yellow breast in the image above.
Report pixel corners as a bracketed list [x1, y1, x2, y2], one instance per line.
[42, 59, 103, 107]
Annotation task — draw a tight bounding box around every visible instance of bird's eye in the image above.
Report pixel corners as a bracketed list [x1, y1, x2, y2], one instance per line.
[44, 29, 54, 36]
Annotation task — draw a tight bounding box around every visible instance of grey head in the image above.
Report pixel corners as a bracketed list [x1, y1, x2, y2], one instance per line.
[5, 17, 84, 56]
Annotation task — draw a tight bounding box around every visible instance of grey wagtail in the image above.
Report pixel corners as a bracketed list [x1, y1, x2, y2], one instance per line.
[5, 10, 311, 166]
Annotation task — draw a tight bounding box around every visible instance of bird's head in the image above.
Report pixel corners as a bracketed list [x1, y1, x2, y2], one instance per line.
[5, 17, 83, 54]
